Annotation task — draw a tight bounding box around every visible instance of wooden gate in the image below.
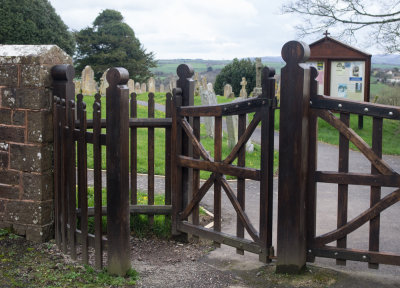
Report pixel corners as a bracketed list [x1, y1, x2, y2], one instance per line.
[171, 65, 277, 262]
[307, 75, 400, 268]
[276, 40, 400, 273]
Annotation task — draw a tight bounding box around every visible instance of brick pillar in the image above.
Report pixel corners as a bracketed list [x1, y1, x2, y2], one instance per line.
[0, 45, 72, 242]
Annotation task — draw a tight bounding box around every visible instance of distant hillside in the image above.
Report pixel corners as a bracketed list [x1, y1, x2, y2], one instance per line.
[372, 54, 400, 65]
[153, 54, 400, 78]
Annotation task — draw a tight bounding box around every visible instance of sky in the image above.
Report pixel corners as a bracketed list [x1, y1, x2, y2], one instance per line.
[48, 0, 310, 60]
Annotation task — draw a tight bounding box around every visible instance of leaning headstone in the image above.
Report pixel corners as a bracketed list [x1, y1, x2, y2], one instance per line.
[207, 82, 215, 94]
[128, 79, 135, 94]
[148, 77, 155, 93]
[135, 82, 141, 93]
[200, 78, 217, 138]
[74, 79, 82, 95]
[240, 77, 248, 99]
[99, 69, 109, 96]
[141, 83, 147, 93]
[159, 84, 165, 93]
[223, 84, 233, 98]
[81, 65, 98, 95]
[252, 58, 263, 97]
[226, 113, 238, 149]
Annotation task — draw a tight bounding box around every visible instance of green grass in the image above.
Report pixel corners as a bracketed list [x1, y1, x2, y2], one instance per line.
[83, 187, 171, 239]
[134, 92, 233, 105]
[0, 228, 138, 287]
[81, 95, 277, 179]
[273, 109, 400, 155]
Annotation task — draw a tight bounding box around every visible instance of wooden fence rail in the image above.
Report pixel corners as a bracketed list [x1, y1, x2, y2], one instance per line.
[52, 65, 173, 275]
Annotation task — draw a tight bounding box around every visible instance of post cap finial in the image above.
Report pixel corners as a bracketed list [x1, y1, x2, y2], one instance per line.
[106, 67, 129, 85]
[281, 41, 310, 64]
[262, 66, 275, 78]
[51, 64, 75, 81]
[177, 64, 194, 79]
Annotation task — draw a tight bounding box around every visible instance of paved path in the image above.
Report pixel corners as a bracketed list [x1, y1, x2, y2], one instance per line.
[89, 101, 400, 281]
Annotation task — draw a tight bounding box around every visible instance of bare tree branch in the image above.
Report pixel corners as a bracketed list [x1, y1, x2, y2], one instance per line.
[282, 0, 400, 52]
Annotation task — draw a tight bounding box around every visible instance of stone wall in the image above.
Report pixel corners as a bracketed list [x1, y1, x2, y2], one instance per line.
[0, 45, 72, 242]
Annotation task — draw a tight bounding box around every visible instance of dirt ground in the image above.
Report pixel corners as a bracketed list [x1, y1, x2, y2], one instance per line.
[1, 232, 400, 288]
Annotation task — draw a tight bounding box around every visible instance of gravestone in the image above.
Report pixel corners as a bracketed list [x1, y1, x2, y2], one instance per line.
[240, 77, 248, 98]
[128, 79, 135, 94]
[135, 82, 141, 93]
[169, 77, 176, 92]
[81, 65, 98, 95]
[252, 58, 263, 97]
[159, 84, 165, 93]
[200, 76, 217, 138]
[74, 79, 82, 95]
[226, 113, 238, 149]
[194, 72, 200, 96]
[141, 83, 147, 93]
[207, 82, 215, 94]
[148, 77, 155, 93]
[99, 69, 109, 96]
[224, 84, 233, 98]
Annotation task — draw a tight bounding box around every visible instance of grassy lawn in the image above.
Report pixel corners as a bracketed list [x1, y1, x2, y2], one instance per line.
[273, 109, 400, 155]
[81, 91, 399, 183]
[134, 92, 232, 106]
[82, 95, 277, 178]
[84, 187, 171, 239]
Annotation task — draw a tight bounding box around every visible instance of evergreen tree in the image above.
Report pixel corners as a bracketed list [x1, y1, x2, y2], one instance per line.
[75, 9, 156, 82]
[0, 0, 75, 55]
[214, 58, 256, 97]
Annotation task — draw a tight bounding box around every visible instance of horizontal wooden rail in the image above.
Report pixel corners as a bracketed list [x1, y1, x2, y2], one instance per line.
[77, 205, 172, 217]
[72, 129, 107, 145]
[310, 246, 400, 266]
[177, 155, 261, 180]
[177, 221, 266, 256]
[315, 171, 400, 187]
[311, 94, 400, 119]
[179, 98, 273, 117]
[77, 118, 172, 129]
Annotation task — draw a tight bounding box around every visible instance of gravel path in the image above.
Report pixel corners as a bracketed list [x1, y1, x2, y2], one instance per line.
[87, 101, 400, 286]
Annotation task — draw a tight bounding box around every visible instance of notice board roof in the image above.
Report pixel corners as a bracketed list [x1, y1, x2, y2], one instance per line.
[309, 35, 371, 60]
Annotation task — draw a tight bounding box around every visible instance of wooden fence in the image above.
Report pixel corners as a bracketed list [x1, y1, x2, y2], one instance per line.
[52, 66, 173, 275]
[277, 41, 400, 273]
[52, 40, 400, 275]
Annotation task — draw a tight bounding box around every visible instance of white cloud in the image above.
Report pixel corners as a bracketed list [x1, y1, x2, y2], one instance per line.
[49, 0, 305, 59]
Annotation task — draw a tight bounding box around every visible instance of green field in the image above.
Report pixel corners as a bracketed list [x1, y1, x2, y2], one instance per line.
[82, 95, 278, 178]
[152, 59, 284, 75]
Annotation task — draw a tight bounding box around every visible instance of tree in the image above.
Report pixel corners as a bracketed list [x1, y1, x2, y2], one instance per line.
[0, 0, 75, 55]
[75, 9, 156, 82]
[214, 58, 256, 97]
[282, 0, 400, 53]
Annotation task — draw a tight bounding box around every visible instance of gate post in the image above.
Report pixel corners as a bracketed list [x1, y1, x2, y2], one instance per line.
[172, 64, 195, 236]
[106, 68, 131, 275]
[177, 64, 195, 212]
[277, 41, 311, 273]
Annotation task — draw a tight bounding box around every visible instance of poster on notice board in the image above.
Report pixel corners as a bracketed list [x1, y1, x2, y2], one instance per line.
[330, 61, 365, 101]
